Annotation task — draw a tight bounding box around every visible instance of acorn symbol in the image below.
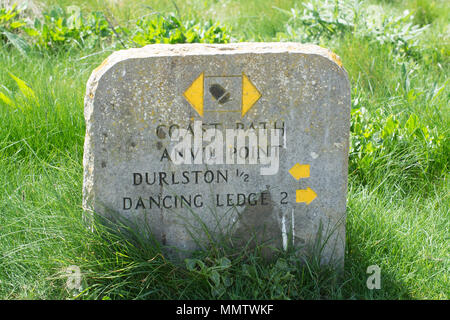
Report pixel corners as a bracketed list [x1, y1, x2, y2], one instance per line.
[209, 84, 231, 104]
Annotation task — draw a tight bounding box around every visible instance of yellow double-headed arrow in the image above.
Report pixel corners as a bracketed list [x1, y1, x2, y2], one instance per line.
[183, 72, 261, 117]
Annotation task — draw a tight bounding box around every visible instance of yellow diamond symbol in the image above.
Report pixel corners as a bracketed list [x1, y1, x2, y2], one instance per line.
[289, 163, 310, 180]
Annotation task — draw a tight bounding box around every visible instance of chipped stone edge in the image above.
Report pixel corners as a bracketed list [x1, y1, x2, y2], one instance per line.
[86, 42, 346, 89]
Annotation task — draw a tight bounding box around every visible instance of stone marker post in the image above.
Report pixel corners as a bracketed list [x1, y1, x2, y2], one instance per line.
[83, 43, 351, 265]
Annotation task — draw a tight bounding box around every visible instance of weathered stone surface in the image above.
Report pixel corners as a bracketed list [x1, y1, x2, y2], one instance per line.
[83, 42, 351, 266]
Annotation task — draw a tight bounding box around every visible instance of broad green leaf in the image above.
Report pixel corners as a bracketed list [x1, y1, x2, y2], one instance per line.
[2, 31, 30, 55]
[406, 114, 419, 134]
[185, 258, 197, 271]
[23, 27, 39, 37]
[209, 270, 221, 287]
[431, 81, 447, 102]
[8, 72, 37, 102]
[382, 115, 398, 139]
[365, 141, 375, 154]
[10, 21, 26, 29]
[0, 91, 15, 108]
[217, 257, 231, 269]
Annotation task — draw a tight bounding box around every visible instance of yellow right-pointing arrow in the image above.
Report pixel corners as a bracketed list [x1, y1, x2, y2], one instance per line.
[296, 187, 317, 205]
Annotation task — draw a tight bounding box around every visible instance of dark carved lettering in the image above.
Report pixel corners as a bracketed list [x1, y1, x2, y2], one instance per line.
[159, 172, 168, 185]
[123, 197, 132, 210]
[145, 172, 156, 185]
[160, 148, 171, 162]
[182, 171, 190, 184]
[261, 191, 269, 205]
[133, 173, 142, 185]
[248, 193, 257, 206]
[193, 195, 203, 207]
[135, 197, 145, 209]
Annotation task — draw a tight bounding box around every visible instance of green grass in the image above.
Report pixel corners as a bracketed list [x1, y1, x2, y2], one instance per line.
[0, 0, 448, 299]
